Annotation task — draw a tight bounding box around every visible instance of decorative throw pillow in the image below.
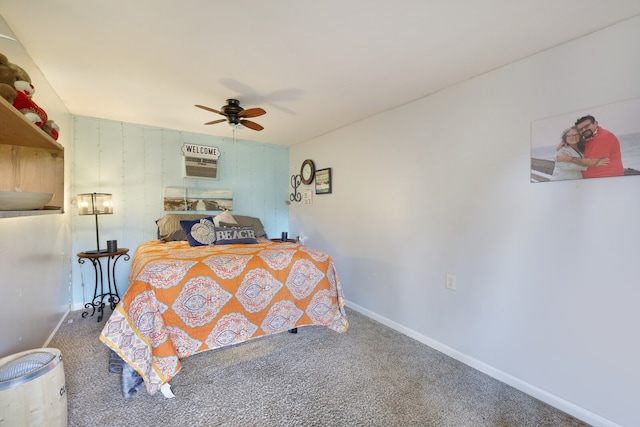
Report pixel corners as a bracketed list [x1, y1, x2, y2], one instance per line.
[218, 221, 241, 229]
[180, 217, 216, 246]
[232, 215, 267, 238]
[156, 213, 210, 241]
[213, 226, 258, 245]
[213, 210, 238, 227]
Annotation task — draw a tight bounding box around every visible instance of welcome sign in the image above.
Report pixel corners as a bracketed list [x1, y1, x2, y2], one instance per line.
[182, 143, 221, 179]
[182, 143, 220, 159]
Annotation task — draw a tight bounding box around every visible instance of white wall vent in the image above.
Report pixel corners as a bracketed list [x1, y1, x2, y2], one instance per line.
[182, 143, 220, 180]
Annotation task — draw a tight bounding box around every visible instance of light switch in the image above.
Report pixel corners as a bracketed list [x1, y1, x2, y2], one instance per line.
[303, 190, 313, 206]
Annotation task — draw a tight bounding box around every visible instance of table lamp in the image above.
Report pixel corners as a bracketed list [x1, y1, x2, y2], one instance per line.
[78, 192, 113, 253]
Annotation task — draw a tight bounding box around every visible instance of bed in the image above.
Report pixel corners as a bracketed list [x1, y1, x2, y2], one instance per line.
[99, 213, 348, 397]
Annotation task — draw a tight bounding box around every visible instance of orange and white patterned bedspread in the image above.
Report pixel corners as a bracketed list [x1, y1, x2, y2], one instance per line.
[100, 239, 348, 395]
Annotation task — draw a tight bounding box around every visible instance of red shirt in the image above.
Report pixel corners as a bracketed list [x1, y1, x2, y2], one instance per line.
[582, 127, 624, 178]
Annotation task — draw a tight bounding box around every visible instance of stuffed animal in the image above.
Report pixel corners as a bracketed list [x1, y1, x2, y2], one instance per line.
[12, 78, 48, 127]
[42, 120, 60, 140]
[0, 52, 59, 138]
[0, 53, 20, 104]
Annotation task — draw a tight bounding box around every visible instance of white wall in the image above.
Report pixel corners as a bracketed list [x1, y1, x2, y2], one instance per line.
[71, 117, 290, 305]
[290, 16, 640, 427]
[0, 17, 72, 357]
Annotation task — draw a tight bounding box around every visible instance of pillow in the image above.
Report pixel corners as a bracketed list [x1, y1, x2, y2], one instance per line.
[180, 217, 216, 246]
[157, 212, 267, 239]
[232, 215, 267, 238]
[213, 210, 238, 227]
[213, 226, 258, 245]
[219, 221, 241, 228]
[156, 214, 210, 241]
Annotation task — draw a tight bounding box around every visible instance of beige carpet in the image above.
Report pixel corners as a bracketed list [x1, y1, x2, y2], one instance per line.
[49, 307, 589, 427]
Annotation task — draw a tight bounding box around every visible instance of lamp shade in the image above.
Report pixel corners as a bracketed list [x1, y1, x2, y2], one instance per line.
[78, 193, 113, 215]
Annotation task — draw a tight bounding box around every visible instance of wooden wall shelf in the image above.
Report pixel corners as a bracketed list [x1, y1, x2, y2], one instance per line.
[0, 96, 65, 218]
[0, 96, 64, 152]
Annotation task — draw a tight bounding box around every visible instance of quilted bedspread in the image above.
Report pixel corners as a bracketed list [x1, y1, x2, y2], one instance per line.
[99, 239, 348, 395]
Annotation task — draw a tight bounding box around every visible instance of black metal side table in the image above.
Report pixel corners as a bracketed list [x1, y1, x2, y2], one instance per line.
[78, 248, 130, 322]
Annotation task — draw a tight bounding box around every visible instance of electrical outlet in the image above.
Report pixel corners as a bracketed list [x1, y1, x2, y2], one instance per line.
[445, 273, 456, 291]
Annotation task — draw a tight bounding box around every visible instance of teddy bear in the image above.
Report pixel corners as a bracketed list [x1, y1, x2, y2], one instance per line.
[0, 52, 21, 104]
[12, 75, 47, 127]
[42, 120, 60, 140]
[1, 52, 59, 139]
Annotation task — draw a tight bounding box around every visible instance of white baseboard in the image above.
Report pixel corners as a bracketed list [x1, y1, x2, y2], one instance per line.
[43, 307, 71, 348]
[345, 301, 619, 427]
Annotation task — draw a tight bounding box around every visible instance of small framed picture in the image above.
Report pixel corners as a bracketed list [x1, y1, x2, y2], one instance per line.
[315, 168, 332, 194]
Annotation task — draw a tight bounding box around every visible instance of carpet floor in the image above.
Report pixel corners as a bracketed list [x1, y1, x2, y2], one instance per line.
[49, 307, 589, 427]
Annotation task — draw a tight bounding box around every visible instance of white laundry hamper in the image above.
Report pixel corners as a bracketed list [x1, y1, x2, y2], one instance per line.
[0, 348, 67, 427]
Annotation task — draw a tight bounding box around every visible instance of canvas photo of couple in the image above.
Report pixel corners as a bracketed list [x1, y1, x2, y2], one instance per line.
[530, 97, 640, 183]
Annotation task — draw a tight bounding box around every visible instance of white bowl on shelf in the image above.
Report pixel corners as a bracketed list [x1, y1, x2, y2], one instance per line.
[0, 191, 54, 210]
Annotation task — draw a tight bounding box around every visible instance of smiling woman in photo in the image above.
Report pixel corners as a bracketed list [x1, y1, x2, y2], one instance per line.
[551, 126, 588, 181]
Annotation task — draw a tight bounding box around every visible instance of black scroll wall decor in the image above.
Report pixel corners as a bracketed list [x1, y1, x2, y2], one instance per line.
[290, 174, 301, 203]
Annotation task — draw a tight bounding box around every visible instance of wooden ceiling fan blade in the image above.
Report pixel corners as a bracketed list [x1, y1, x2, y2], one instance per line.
[195, 104, 224, 115]
[241, 120, 264, 131]
[204, 119, 226, 125]
[239, 107, 266, 118]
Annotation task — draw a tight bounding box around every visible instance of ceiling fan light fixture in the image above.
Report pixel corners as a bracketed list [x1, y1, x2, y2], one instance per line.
[196, 99, 265, 132]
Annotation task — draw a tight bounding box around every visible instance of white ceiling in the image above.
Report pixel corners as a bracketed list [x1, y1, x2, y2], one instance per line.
[2, 1, 639, 146]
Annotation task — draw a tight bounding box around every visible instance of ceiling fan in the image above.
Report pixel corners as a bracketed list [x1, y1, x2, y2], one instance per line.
[195, 99, 266, 131]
